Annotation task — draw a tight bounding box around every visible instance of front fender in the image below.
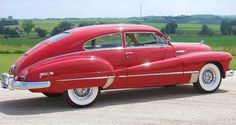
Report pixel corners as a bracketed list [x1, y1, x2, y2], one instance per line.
[179, 52, 232, 73]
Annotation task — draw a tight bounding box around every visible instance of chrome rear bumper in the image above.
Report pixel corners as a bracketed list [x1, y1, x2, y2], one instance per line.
[1, 73, 50, 90]
[226, 70, 234, 77]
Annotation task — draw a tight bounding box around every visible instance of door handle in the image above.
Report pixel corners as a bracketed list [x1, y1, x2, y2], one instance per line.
[126, 52, 134, 55]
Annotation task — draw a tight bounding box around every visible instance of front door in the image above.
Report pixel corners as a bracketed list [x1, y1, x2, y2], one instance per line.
[124, 32, 183, 87]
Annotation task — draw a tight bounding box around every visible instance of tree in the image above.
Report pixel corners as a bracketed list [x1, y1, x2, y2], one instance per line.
[199, 24, 213, 36]
[8, 28, 20, 37]
[51, 21, 73, 36]
[2, 27, 19, 38]
[22, 20, 34, 37]
[35, 27, 47, 38]
[161, 21, 178, 34]
[220, 20, 232, 35]
[231, 20, 236, 35]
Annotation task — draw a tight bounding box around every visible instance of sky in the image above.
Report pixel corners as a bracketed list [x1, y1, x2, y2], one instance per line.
[0, 0, 235, 19]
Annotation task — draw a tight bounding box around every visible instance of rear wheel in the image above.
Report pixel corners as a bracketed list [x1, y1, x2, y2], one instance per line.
[64, 87, 100, 108]
[193, 63, 222, 93]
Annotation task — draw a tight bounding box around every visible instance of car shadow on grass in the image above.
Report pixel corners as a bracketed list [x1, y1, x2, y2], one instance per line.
[0, 84, 228, 116]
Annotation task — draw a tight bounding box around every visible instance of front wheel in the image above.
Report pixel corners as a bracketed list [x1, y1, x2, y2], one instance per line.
[193, 63, 222, 93]
[64, 87, 100, 108]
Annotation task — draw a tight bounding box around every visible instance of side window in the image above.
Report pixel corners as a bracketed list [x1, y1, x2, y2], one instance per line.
[126, 33, 157, 47]
[84, 33, 122, 50]
[156, 35, 167, 45]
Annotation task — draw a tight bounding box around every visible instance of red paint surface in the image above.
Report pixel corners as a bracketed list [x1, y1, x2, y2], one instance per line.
[9, 24, 232, 93]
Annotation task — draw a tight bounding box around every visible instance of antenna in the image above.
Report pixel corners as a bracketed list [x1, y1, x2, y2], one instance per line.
[140, 4, 143, 19]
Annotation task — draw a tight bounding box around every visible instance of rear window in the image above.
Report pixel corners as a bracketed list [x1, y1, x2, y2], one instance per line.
[47, 32, 70, 42]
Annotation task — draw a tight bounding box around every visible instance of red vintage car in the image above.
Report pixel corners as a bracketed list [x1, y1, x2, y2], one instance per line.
[1, 24, 234, 107]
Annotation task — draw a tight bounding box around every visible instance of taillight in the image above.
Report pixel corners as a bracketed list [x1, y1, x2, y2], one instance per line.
[9, 65, 16, 75]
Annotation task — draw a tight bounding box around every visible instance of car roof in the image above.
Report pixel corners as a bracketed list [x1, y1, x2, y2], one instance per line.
[67, 24, 162, 41]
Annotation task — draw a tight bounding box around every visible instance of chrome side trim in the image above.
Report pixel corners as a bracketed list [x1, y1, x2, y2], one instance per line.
[124, 71, 183, 78]
[226, 70, 234, 77]
[57, 75, 116, 89]
[176, 50, 186, 54]
[103, 76, 116, 89]
[118, 71, 199, 78]
[39, 72, 54, 78]
[189, 73, 199, 83]
[184, 71, 199, 74]
[56, 76, 109, 82]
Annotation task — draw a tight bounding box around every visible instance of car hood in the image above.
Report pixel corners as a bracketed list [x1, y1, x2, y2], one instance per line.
[13, 41, 53, 75]
[171, 42, 212, 55]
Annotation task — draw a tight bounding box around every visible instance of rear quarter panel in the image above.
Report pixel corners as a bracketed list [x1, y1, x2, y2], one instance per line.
[26, 54, 115, 93]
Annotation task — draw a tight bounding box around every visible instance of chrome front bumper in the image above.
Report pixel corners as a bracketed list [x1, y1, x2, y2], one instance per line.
[226, 70, 234, 77]
[1, 73, 51, 90]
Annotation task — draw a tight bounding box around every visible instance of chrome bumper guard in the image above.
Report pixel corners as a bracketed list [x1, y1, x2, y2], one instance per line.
[226, 70, 234, 77]
[1, 73, 50, 90]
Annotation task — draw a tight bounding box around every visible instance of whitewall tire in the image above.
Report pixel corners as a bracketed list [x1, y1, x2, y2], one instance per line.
[64, 87, 100, 107]
[193, 63, 222, 93]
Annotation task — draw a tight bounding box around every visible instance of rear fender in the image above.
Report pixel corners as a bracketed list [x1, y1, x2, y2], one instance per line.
[26, 56, 114, 93]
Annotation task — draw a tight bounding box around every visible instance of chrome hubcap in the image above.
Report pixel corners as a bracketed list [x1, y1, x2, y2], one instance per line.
[202, 69, 215, 85]
[74, 88, 92, 99]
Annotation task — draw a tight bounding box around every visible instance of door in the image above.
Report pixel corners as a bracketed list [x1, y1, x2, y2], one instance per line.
[83, 33, 127, 88]
[124, 32, 184, 88]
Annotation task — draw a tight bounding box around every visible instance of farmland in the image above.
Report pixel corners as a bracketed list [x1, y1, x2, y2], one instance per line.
[0, 19, 236, 73]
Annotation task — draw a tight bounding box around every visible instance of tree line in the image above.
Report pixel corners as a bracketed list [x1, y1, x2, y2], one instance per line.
[1, 19, 236, 39]
[0, 18, 19, 26]
[160, 20, 236, 36]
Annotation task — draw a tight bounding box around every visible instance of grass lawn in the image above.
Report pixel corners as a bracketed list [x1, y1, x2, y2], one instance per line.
[0, 54, 21, 74]
[0, 54, 235, 74]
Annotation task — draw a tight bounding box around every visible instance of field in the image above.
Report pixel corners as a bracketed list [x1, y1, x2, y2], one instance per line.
[0, 54, 235, 74]
[0, 20, 236, 73]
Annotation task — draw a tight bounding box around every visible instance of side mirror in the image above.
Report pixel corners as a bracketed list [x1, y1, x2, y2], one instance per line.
[168, 36, 171, 41]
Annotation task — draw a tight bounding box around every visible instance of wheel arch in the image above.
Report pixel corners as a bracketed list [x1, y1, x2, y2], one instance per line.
[204, 61, 225, 78]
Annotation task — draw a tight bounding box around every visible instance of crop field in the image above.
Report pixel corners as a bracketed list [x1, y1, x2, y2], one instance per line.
[0, 20, 236, 73]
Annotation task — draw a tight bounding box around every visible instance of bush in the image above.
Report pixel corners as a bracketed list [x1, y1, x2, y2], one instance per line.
[51, 21, 73, 36]
[199, 25, 214, 36]
[35, 27, 47, 38]
[22, 20, 35, 37]
[1, 27, 19, 38]
[161, 21, 178, 34]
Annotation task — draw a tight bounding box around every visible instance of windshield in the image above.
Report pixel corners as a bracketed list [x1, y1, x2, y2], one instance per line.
[47, 32, 70, 42]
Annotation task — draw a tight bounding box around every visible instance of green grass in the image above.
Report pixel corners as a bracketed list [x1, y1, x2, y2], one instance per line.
[0, 54, 235, 74]
[231, 56, 236, 70]
[0, 54, 21, 74]
[170, 35, 236, 56]
[0, 37, 44, 54]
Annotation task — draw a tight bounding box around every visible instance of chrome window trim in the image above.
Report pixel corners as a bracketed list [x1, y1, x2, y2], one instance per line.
[124, 45, 170, 50]
[124, 32, 169, 48]
[83, 32, 123, 51]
